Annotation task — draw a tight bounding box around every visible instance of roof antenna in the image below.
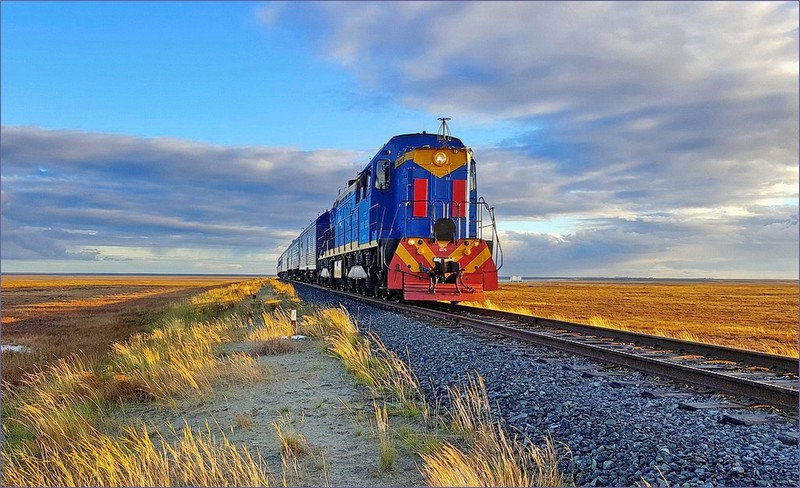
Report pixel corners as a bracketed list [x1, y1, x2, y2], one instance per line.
[437, 117, 451, 143]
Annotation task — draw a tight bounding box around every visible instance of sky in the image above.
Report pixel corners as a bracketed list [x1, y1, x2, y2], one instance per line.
[1, 1, 798, 278]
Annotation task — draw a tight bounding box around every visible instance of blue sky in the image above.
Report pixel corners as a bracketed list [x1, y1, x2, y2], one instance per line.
[1, 1, 798, 278]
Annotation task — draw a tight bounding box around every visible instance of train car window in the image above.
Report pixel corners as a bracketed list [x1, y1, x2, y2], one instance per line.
[375, 159, 391, 190]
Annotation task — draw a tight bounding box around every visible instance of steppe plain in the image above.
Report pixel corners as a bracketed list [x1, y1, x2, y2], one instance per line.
[1, 275, 797, 486]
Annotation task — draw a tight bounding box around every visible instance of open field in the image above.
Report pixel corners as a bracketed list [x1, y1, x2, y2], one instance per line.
[1, 274, 254, 383]
[466, 280, 799, 357]
[2, 278, 558, 487]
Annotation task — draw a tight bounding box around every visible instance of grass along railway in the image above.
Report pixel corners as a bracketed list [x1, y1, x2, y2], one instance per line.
[2, 278, 568, 486]
[0, 274, 250, 384]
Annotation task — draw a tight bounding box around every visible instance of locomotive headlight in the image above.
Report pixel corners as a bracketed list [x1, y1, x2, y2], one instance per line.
[433, 151, 448, 166]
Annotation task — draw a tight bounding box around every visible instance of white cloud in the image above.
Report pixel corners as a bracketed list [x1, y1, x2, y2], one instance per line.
[0, 126, 363, 273]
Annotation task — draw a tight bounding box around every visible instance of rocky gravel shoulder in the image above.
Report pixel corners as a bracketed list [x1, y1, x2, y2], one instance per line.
[296, 285, 800, 487]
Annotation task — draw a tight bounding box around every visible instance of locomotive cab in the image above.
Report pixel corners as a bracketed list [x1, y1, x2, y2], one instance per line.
[381, 137, 501, 301]
[292, 120, 502, 302]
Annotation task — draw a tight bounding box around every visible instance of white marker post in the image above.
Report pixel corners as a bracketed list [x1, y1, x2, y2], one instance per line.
[290, 309, 297, 337]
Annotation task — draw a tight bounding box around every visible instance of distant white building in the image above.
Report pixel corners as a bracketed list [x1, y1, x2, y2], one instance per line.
[510, 275, 523, 282]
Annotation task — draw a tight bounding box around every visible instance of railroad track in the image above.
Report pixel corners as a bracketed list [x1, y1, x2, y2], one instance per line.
[291, 281, 799, 411]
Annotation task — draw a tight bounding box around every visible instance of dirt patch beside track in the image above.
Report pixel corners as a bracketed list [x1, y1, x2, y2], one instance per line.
[116, 338, 426, 486]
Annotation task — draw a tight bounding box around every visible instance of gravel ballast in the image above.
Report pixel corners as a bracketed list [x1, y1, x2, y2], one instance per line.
[296, 285, 799, 487]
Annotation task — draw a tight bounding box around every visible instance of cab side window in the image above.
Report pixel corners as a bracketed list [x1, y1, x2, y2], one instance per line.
[355, 168, 371, 203]
[375, 159, 391, 190]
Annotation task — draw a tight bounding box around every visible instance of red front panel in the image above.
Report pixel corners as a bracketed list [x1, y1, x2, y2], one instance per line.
[452, 179, 466, 217]
[413, 178, 428, 217]
[387, 238, 498, 301]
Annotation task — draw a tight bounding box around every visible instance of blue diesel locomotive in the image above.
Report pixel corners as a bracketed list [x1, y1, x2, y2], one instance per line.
[277, 120, 502, 302]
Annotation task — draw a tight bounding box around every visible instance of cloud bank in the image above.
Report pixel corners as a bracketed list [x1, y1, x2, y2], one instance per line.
[263, 0, 799, 278]
[1, 126, 365, 273]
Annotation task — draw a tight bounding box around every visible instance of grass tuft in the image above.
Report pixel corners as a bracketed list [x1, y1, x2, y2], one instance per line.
[269, 279, 298, 300]
[247, 310, 295, 342]
[251, 338, 299, 356]
[110, 319, 225, 404]
[1, 422, 270, 487]
[326, 329, 425, 417]
[373, 401, 396, 471]
[234, 413, 253, 430]
[301, 306, 358, 338]
[420, 374, 570, 487]
[273, 412, 307, 457]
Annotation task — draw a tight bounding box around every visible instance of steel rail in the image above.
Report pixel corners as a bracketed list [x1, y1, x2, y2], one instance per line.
[290, 281, 799, 411]
[419, 305, 798, 411]
[433, 303, 799, 373]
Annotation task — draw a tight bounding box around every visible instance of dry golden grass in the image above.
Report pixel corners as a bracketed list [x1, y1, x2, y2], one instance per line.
[465, 280, 798, 357]
[268, 278, 298, 299]
[191, 278, 269, 306]
[373, 400, 397, 471]
[273, 412, 307, 457]
[421, 374, 569, 487]
[3, 312, 265, 453]
[111, 317, 263, 406]
[251, 338, 299, 356]
[307, 304, 569, 485]
[234, 413, 253, 430]
[247, 310, 295, 342]
[2, 279, 278, 487]
[326, 328, 425, 416]
[17, 359, 105, 436]
[1, 275, 263, 383]
[244, 309, 301, 356]
[1, 422, 270, 487]
[301, 306, 359, 338]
